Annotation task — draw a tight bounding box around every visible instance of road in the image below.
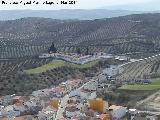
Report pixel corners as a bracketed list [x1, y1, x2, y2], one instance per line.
[55, 94, 69, 120]
[55, 78, 98, 119]
[137, 90, 160, 106]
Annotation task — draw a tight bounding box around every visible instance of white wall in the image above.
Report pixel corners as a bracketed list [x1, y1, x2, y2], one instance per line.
[103, 65, 119, 76]
[111, 107, 127, 119]
[69, 90, 80, 97]
[13, 105, 26, 112]
[88, 92, 97, 99]
[83, 81, 98, 91]
[98, 74, 107, 82]
[66, 111, 81, 118]
[80, 91, 90, 99]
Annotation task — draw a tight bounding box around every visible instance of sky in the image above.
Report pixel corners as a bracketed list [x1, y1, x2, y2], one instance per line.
[0, 0, 159, 10]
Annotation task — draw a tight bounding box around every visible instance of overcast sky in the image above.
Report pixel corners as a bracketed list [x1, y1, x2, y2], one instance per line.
[0, 0, 159, 10]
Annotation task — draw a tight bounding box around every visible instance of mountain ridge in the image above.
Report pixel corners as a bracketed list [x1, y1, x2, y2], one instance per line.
[0, 9, 153, 20]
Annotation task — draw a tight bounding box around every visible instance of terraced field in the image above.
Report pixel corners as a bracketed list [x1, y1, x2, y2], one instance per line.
[1, 14, 160, 58]
[136, 89, 160, 112]
[116, 55, 160, 81]
[0, 45, 49, 58]
[119, 82, 160, 91]
[0, 58, 52, 75]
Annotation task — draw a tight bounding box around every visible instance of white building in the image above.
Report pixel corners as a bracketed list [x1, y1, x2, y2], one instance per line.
[80, 89, 97, 99]
[109, 105, 127, 119]
[1, 105, 20, 117]
[24, 100, 38, 108]
[0, 95, 14, 106]
[2, 105, 14, 114]
[13, 103, 26, 113]
[80, 90, 91, 99]
[29, 96, 40, 103]
[88, 91, 97, 99]
[115, 56, 130, 61]
[128, 109, 138, 116]
[69, 90, 80, 98]
[38, 106, 57, 120]
[103, 65, 120, 77]
[128, 108, 138, 120]
[65, 106, 82, 118]
[83, 81, 98, 91]
[51, 87, 65, 98]
[0, 106, 3, 117]
[32, 89, 50, 97]
[98, 74, 107, 83]
[39, 53, 99, 65]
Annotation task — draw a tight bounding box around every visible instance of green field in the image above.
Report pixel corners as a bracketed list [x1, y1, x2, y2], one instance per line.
[118, 79, 160, 91]
[26, 60, 99, 74]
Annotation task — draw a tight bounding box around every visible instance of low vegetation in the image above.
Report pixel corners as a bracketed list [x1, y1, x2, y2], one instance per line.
[0, 58, 109, 96]
[26, 60, 99, 74]
[118, 79, 160, 91]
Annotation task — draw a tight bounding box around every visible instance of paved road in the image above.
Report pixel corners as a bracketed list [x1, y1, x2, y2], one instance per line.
[55, 94, 69, 120]
[55, 78, 98, 119]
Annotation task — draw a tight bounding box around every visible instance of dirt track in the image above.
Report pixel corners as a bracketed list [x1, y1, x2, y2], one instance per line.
[137, 90, 160, 112]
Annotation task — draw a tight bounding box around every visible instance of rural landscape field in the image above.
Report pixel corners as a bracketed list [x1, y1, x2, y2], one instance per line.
[1, 2, 160, 119]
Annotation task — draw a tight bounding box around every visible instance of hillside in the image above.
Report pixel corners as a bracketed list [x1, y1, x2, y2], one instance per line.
[0, 58, 109, 95]
[0, 9, 143, 20]
[1, 13, 160, 59]
[1, 13, 160, 95]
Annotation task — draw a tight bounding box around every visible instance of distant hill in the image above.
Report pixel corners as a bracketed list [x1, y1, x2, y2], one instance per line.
[1, 13, 160, 58]
[103, 1, 160, 11]
[0, 9, 145, 20]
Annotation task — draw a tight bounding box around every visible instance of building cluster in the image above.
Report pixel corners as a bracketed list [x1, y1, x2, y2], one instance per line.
[39, 52, 114, 65]
[0, 55, 148, 120]
[40, 79, 128, 120]
[115, 56, 130, 62]
[102, 65, 124, 77]
[0, 75, 130, 120]
[39, 53, 99, 64]
[0, 79, 84, 120]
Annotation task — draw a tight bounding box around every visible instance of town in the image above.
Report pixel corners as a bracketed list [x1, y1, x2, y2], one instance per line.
[1, 9, 160, 120]
[1, 50, 160, 120]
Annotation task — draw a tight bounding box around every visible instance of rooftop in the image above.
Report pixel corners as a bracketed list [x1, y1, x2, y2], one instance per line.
[109, 105, 124, 110]
[66, 106, 80, 112]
